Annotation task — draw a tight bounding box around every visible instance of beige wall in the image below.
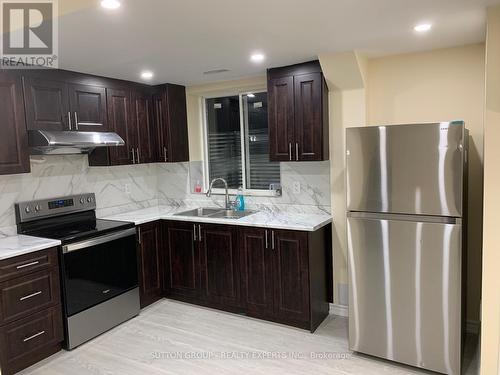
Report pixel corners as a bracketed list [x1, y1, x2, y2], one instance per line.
[366, 44, 486, 322]
[480, 5, 500, 375]
[329, 88, 366, 303]
[319, 52, 367, 305]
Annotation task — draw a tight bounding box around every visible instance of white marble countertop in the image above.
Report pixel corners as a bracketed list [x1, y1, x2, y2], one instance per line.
[104, 206, 332, 232]
[0, 235, 61, 261]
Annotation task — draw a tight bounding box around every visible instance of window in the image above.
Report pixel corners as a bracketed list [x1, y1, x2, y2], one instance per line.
[204, 91, 281, 194]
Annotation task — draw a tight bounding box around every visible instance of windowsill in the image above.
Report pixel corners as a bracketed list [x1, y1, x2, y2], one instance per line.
[192, 188, 282, 198]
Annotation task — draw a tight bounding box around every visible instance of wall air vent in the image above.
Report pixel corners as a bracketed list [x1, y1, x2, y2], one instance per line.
[203, 69, 230, 75]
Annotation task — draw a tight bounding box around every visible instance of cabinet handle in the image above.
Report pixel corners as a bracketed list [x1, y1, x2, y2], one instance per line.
[20, 291, 42, 301]
[289, 143, 292, 161]
[295, 143, 299, 161]
[68, 112, 72, 130]
[193, 224, 197, 241]
[23, 330, 45, 343]
[136, 148, 140, 164]
[271, 230, 275, 250]
[198, 225, 202, 241]
[74, 112, 79, 130]
[163, 146, 168, 162]
[131, 148, 136, 164]
[16, 261, 39, 270]
[265, 230, 268, 249]
[137, 227, 141, 244]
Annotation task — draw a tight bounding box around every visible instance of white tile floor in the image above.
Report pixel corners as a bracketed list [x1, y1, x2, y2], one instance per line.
[20, 300, 479, 375]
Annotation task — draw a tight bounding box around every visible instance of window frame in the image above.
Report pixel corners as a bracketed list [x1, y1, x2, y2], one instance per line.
[201, 89, 281, 197]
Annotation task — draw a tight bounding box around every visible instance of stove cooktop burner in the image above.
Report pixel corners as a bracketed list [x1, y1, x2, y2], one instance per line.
[18, 213, 134, 244]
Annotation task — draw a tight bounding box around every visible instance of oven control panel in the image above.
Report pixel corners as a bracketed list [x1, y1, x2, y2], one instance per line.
[15, 193, 96, 223]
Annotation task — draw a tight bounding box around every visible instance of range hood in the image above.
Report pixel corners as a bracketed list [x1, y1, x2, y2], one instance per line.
[28, 130, 125, 155]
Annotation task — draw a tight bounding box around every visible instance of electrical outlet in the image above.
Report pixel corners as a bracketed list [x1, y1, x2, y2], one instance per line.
[293, 181, 301, 194]
[124, 184, 130, 194]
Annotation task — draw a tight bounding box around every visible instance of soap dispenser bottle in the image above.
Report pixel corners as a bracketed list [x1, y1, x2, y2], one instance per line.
[236, 187, 245, 211]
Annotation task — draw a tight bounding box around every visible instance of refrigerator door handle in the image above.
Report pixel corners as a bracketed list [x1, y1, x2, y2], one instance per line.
[347, 211, 460, 225]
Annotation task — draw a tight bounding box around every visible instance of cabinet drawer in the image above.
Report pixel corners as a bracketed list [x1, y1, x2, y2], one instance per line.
[0, 248, 58, 282]
[0, 305, 63, 374]
[0, 268, 60, 324]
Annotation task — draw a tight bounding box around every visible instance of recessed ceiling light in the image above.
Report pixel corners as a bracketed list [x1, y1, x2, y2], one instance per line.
[101, 0, 121, 9]
[140, 71, 153, 80]
[247, 93, 255, 98]
[250, 53, 265, 63]
[414, 23, 432, 33]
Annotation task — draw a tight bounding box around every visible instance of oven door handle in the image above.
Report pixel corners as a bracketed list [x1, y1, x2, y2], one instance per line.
[62, 228, 136, 254]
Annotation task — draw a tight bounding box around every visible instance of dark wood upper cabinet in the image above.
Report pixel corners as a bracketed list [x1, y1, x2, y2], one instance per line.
[199, 224, 241, 309]
[267, 61, 329, 162]
[268, 76, 294, 161]
[105, 88, 135, 166]
[0, 72, 30, 175]
[294, 73, 323, 161]
[137, 222, 162, 308]
[68, 83, 107, 132]
[162, 221, 201, 299]
[23, 76, 70, 131]
[3, 68, 190, 171]
[131, 89, 155, 164]
[239, 227, 274, 317]
[152, 84, 189, 163]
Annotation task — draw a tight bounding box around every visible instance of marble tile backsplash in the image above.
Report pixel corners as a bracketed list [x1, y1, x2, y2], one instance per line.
[157, 161, 331, 215]
[0, 156, 331, 236]
[0, 155, 158, 236]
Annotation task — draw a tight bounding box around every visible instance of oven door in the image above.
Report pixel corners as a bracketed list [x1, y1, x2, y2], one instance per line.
[61, 228, 138, 317]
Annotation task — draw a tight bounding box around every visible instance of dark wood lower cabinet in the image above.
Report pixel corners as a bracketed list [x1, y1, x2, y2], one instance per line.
[239, 227, 274, 317]
[162, 221, 201, 300]
[0, 306, 63, 375]
[161, 221, 330, 332]
[199, 224, 241, 310]
[137, 222, 163, 308]
[240, 227, 329, 331]
[272, 230, 310, 325]
[0, 248, 63, 375]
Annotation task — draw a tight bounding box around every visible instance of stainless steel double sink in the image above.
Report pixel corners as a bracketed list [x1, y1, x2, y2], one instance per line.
[174, 207, 256, 220]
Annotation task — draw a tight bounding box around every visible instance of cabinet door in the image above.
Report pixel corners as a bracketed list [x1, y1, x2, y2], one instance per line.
[131, 90, 155, 164]
[137, 222, 162, 308]
[294, 73, 323, 161]
[163, 221, 200, 299]
[268, 76, 294, 161]
[199, 224, 240, 308]
[68, 84, 107, 132]
[165, 84, 189, 162]
[23, 76, 69, 131]
[272, 230, 310, 323]
[152, 85, 189, 163]
[152, 91, 167, 162]
[0, 72, 30, 175]
[239, 227, 274, 317]
[106, 88, 136, 165]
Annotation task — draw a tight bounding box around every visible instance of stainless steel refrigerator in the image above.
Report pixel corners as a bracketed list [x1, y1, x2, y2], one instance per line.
[346, 121, 467, 375]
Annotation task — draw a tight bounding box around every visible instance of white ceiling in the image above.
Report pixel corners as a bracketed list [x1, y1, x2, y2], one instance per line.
[57, 0, 500, 85]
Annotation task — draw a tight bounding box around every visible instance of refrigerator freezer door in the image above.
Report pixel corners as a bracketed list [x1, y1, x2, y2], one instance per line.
[347, 214, 462, 375]
[346, 122, 465, 217]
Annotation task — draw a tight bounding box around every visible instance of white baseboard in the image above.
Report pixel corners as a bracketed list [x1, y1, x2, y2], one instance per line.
[329, 304, 480, 335]
[329, 303, 348, 317]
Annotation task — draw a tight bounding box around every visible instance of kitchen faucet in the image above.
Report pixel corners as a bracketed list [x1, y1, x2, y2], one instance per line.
[206, 178, 230, 210]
